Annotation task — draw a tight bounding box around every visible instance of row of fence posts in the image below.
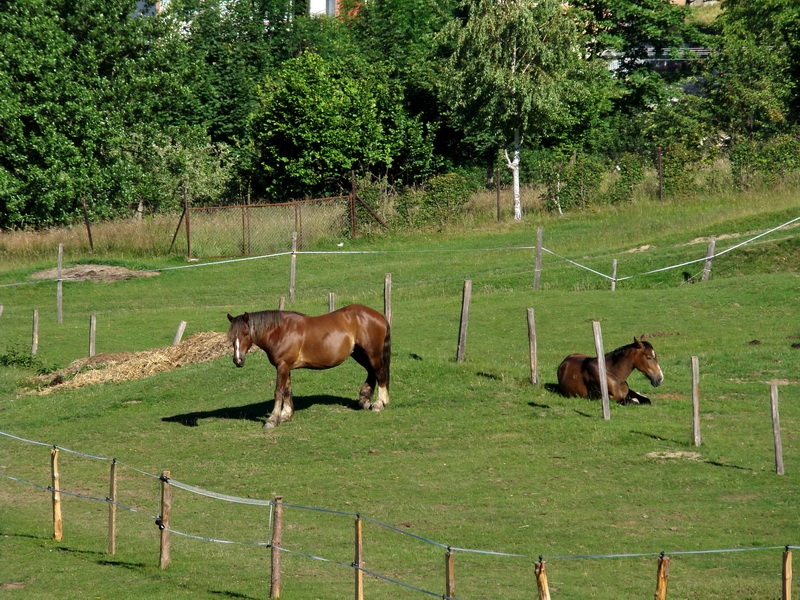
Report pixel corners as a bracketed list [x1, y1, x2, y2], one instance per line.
[39, 444, 796, 599]
[13, 237, 787, 473]
[28, 310, 188, 358]
[455, 278, 787, 473]
[18, 226, 719, 354]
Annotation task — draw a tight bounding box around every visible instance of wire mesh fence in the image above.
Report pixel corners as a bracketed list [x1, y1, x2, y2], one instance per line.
[187, 197, 355, 258]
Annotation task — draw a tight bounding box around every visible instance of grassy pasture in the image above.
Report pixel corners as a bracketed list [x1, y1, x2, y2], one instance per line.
[0, 189, 799, 600]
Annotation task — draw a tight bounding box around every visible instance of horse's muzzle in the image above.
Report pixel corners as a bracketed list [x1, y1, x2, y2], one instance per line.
[233, 357, 245, 368]
[650, 373, 663, 387]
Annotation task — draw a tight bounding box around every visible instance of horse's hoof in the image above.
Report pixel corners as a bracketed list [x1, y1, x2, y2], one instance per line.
[371, 402, 384, 412]
[640, 397, 652, 405]
[263, 421, 277, 429]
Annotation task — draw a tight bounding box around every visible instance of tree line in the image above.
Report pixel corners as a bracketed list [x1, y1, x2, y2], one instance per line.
[1, 0, 798, 229]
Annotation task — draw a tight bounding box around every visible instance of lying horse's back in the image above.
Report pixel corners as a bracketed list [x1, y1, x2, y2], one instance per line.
[557, 353, 597, 398]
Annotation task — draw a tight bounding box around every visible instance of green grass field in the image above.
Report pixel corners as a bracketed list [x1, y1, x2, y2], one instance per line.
[1, 188, 799, 599]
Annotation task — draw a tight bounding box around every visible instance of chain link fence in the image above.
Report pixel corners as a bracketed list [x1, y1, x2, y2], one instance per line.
[186, 196, 356, 258]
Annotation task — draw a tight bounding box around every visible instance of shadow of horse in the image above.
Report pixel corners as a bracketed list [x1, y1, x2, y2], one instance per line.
[162, 395, 359, 427]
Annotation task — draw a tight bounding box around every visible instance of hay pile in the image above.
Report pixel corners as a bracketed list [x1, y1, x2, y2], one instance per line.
[32, 331, 229, 394]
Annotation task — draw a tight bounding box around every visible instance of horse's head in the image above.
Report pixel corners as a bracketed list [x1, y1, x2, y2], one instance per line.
[227, 312, 253, 368]
[632, 337, 664, 387]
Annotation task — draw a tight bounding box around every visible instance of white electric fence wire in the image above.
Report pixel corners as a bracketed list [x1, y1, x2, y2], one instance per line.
[1, 215, 796, 288]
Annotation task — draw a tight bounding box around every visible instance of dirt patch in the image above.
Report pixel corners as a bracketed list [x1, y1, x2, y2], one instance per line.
[646, 451, 702, 461]
[32, 264, 159, 282]
[624, 244, 654, 253]
[30, 332, 229, 394]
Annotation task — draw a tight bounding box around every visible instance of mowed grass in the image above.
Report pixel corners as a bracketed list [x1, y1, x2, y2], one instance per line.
[0, 188, 799, 599]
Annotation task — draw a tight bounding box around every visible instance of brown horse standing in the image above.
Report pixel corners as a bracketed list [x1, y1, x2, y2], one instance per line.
[227, 304, 390, 428]
[556, 337, 663, 405]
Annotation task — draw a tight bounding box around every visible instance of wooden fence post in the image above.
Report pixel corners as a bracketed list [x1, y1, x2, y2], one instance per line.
[783, 547, 792, 600]
[535, 558, 551, 600]
[354, 515, 364, 600]
[32, 309, 39, 356]
[50, 447, 62, 541]
[270, 496, 283, 599]
[172, 321, 187, 346]
[57, 243, 63, 324]
[592, 321, 610, 420]
[691, 356, 701, 447]
[701, 236, 716, 282]
[0, 304, 4, 318]
[533, 227, 543, 291]
[445, 549, 455, 599]
[456, 280, 472, 363]
[611, 259, 617, 292]
[384, 273, 392, 326]
[89, 314, 97, 357]
[527, 308, 539, 385]
[289, 233, 297, 304]
[771, 383, 785, 475]
[654, 553, 670, 600]
[108, 459, 117, 555]
[159, 471, 172, 569]
[278, 297, 285, 311]
[328, 292, 335, 313]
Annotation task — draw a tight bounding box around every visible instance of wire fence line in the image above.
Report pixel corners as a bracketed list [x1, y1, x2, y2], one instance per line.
[2, 429, 797, 566]
[1, 214, 797, 290]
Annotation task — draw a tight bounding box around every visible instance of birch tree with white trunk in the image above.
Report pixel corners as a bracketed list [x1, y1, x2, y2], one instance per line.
[438, 0, 582, 220]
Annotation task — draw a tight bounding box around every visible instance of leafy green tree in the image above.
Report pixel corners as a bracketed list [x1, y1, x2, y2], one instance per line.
[717, 0, 800, 123]
[703, 35, 792, 139]
[250, 52, 393, 199]
[0, 0, 192, 228]
[166, 0, 300, 147]
[437, 0, 585, 219]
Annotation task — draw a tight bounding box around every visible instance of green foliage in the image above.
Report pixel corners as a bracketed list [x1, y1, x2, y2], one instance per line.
[730, 133, 800, 189]
[0, 346, 54, 374]
[0, 0, 195, 229]
[250, 52, 387, 199]
[167, 0, 298, 145]
[393, 172, 473, 227]
[605, 152, 646, 204]
[543, 152, 607, 212]
[438, 0, 584, 155]
[720, 0, 800, 118]
[703, 34, 793, 138]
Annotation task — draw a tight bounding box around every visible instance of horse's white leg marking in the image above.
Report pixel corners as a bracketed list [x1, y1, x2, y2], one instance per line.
[371, 385, 390, 412]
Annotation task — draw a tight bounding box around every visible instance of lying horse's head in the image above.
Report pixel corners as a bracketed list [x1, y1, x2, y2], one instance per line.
[630, 337, 664, 387]
[227, 312, 253, 368]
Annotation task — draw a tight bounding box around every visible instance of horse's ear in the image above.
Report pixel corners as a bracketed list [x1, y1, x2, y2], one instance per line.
[227, 313, 235, 323]
[243, 312, 250, 323]
[634, 336, 643, 347]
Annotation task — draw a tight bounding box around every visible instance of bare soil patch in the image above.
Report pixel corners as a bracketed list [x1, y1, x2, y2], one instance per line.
[32, 264, 159, 282]
[30, 332, 229, 394]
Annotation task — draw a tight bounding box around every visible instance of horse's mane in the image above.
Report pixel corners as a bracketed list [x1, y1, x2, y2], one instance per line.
[608, 339, 653, 360]
[229, 310, 304, 340]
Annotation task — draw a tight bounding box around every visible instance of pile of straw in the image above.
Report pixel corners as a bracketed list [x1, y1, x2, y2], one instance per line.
[32, 332, 229, 394]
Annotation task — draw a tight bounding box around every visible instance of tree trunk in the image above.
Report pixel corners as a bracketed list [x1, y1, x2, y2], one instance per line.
[505, 128, 522, 220]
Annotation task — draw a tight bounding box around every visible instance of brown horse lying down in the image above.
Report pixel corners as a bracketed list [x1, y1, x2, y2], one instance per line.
[556, 337, 663, 405]
[227, 304, 390, 428]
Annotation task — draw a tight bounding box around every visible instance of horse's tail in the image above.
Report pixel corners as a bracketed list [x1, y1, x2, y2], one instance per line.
[380, 320, 391, 389]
